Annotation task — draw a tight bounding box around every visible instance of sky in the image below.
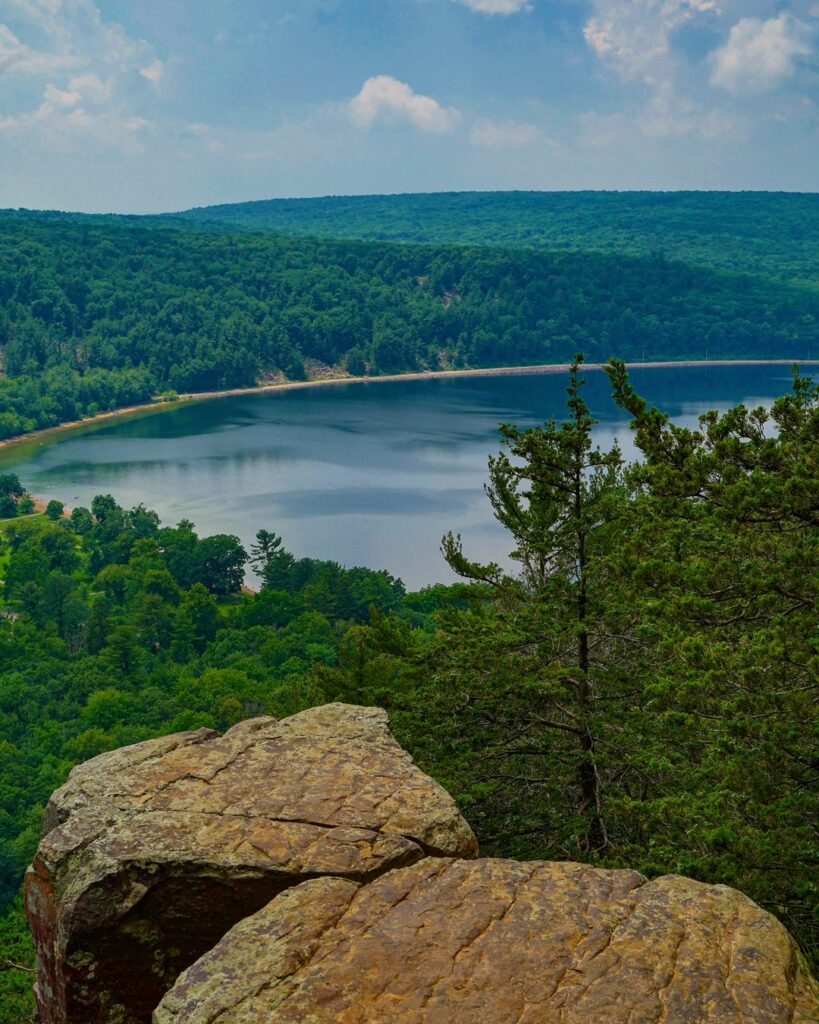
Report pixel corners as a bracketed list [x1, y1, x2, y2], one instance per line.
[0, 0, 817, 212]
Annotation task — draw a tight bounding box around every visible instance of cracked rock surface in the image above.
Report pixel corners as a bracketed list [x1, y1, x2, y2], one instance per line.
[156, 858, 819, 1024]
[25, 704, 477, 1024]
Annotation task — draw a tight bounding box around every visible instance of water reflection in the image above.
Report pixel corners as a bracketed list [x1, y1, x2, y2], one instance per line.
[7, 365, 805, 588]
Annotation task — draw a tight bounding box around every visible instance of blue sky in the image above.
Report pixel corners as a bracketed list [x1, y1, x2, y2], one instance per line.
[0, 0, 817, 212]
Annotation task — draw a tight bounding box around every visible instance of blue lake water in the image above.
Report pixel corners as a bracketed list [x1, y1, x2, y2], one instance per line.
[4, 364, 807, 589]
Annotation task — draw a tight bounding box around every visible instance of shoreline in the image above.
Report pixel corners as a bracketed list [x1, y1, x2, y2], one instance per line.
[0, 357, 816, 458]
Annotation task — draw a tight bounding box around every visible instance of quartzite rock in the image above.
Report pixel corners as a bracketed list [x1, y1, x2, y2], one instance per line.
[156, 857, 819, 1024]
[25, 704, 477, 1024]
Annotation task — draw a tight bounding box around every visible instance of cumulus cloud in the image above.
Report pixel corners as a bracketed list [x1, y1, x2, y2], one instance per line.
[68, 72, 112, 103]
[0, 0, 161, 156]
[710, 14, 812, 94]
[470, 119, 540, 147]
[0, 22, 82, 76]
[139, 58, 163, 88]
[639, 82, 744, 140]
[349, 76, 460, 133]
[452, 0, 531, 14]
[584, 0, 717, 83]
[0, 98, 154, 156]
[41, 82, 81, 108]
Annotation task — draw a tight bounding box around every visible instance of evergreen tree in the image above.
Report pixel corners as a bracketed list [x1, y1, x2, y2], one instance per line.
[433, 358, 634, 854]
[251, 530, 296, 591]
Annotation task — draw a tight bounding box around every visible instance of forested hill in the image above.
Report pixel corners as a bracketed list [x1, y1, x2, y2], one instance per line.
[172, 191, 819, 285]
[1, 217, 818, 440]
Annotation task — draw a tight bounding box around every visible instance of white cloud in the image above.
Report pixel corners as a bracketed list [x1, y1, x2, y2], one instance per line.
[181, 121, 212, 138]
[0, 22, 82, 76]
[349, 76, 460, 133]
[710, 14, 812, 94]
[68, 71, 112, 103]
[470, 119, 540, 147]
[639, 82, 744, 139]
[42, 82, 81, 108]
[0, 0, 161, 158]
[139, 57, 163, 87]
[584, 0, 718, 83]
[452, 0, 531, 14]
[1, 100, 154, 156]
[0, 0, 155, 84]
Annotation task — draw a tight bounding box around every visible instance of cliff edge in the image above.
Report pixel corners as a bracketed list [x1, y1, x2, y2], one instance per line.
[24, 704, 817, 1024]
[25, 704, 477, 1024]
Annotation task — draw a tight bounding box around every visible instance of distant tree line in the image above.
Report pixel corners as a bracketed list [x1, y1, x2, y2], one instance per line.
[173, 190, 819, 283]
[0, 217, 817, 440]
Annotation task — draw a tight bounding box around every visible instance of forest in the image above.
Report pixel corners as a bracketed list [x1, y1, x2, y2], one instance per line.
[174, 191, 819, 284]
[0, 213, 817, 441]
[0, 362, 816, 1018]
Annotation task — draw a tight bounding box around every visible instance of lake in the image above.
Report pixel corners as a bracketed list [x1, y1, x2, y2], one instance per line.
[3, 364, 807, 589]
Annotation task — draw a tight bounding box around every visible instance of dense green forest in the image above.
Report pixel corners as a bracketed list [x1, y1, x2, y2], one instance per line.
[174, 191, 819, 284]
[1, 363, 816, 1017]
[9, 192, 815, 282]
[0, 215, 817, 441]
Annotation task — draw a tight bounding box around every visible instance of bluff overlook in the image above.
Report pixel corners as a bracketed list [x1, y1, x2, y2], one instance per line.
[25, 705, 818, 1023]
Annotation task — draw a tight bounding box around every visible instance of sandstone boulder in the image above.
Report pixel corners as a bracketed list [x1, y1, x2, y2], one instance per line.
[25, 704, 477, 1024]
[156, 857, 819, 1024]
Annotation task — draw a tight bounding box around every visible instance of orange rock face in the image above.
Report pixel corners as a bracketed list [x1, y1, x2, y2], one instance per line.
[156, 858, 819, 1024]
[25, 704, 818, 1024]
[25, 705, 477, 1024]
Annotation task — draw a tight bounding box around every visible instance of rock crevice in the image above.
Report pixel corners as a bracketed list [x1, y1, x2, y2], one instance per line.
[156, 859, 819, 1024]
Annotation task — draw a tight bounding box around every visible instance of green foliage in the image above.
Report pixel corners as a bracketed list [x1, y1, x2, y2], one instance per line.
[172, 191, 819, 284]
[327, 366, 819, 969]
[0, 475, 32, 522]
[44, 500, 64, 521]
[0, 900, 35, 1024]
[0, 476, 23, 500]
[0, 496, 406, 917]
[439, 357, 629, 853]
[0, 212, 817, 439]
[0, 361, 816, 1004]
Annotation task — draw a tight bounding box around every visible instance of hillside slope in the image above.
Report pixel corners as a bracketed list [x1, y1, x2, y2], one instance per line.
[1, 217, 817, 439]
[173, 191, 819, 285]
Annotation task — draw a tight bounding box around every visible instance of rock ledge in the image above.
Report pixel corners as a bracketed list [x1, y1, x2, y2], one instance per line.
[25, 704, 477, 1024]
[156, 857, 819, 1024]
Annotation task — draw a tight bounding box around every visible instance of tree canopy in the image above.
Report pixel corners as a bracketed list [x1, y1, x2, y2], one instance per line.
[0, 212, 817, 441]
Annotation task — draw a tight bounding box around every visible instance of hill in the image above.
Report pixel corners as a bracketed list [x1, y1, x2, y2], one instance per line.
[1, 216, 817, 440]
[172, 191, 819, 285]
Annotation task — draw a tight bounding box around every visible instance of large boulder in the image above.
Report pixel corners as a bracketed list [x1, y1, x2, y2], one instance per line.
[25, 704, 477, 1024]
[156, 857, 819, 1024]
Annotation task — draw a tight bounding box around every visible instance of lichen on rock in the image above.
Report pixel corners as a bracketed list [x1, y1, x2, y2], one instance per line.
[25, 704, 477, 1024]
[24, 703, 818, 1024]
[156, 857, 819, 1024]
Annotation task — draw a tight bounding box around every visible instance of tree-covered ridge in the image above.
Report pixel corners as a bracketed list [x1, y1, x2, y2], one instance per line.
[172, 191, 819, 285]
[1, 217, 817, 440]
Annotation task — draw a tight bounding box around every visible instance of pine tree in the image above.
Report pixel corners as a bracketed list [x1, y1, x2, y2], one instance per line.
[435, 357, 633, 855]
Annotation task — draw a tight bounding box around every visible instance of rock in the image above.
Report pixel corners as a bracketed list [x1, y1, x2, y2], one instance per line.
[156, 857, 819, 1024]
[25, 704, 477, 1024]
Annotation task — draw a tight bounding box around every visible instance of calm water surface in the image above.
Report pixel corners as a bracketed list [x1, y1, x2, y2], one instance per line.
[5, 365, 803, 588]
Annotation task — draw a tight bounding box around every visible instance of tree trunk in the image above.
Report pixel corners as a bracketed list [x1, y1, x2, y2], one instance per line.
[576, 525, 608, 854]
